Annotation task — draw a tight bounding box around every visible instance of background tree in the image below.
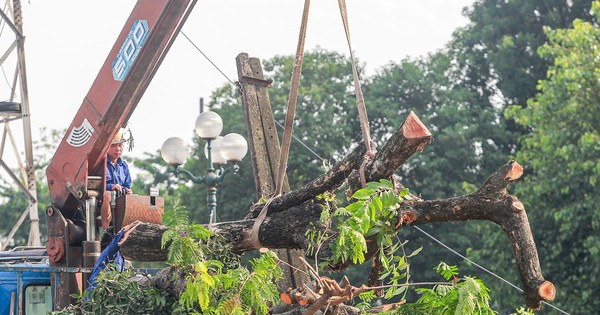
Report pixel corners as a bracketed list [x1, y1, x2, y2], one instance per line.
[375, 1, 597, 312]
[454, 0, 593, 113]
[470, 4, 600, 313]
[262, 49, 363, 185]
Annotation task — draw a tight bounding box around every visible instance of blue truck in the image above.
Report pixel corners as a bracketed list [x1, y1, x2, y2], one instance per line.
[0, 246, 160, 315]
[0, 247, 52, 315]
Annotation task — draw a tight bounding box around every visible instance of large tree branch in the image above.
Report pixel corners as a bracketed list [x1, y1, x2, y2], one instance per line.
[122, 111, 432, 258]
[120, 161, 554, 309]
[120, 202, 324, 259]
[119, 112, 553, 310]
[248, 111, 433, 218]
[409, 161, 555, 309]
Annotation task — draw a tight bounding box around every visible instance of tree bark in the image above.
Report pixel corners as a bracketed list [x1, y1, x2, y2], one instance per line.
[119, 112, 554, 310]
[410, 161, 555, 309]
[247, 111, 433, 218]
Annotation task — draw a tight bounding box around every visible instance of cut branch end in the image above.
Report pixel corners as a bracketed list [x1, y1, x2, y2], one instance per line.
[505, 161, 523, 181]
[511, 199, 525, 212]
[280, 292, 293, 305]
[539, 280, 556, 302]
[403, 111, 432, 139]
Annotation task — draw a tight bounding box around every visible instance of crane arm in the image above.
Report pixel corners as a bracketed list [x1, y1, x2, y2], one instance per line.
[46, 0, 195, 216]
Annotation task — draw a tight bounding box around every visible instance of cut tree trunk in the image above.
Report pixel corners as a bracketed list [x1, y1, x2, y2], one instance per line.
[119, 112, 554, 310]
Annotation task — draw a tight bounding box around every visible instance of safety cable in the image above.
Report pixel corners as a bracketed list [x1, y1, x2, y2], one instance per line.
[182, 26, 569, 315]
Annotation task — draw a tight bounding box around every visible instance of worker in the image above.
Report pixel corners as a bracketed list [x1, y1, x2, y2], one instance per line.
[100, 131, 133, 231]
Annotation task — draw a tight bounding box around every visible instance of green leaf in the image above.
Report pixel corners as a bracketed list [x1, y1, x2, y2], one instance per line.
[399, 187, 410, 198]
[333, 207, 351, 217]
[380, 251, 390, 270]
[369, 196, 383, 218]
[407, 246, 423, 258]
[435, 262, 459, 280]
[365, 181, 387, 190]
[345, 201, 365, 214]
[365, 226, 381, 236]
[379, 178, 394, 188]
[352, 188, 376, 200]
[380, 190, 400, 209]
[394, 285, 408, 296]
[379, 270, 391, 280]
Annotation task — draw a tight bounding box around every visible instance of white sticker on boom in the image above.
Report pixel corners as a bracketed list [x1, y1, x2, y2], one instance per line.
[66, 118, 94, 147]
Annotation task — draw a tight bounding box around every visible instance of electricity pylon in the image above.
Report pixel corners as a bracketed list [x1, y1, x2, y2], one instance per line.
[0, 0, 40, 250]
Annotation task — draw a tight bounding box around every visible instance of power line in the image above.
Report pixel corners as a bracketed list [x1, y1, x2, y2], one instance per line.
[180, 31, 236, 86]
[273, 120, 325, 161]
[184, 31, 569, 314]
[413, 226, 569, 315]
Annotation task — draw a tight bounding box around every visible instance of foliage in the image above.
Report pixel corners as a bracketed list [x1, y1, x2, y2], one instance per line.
[179, 250, 282, 314]
[308, 180, 417, 302]
[391, 262, 496, 315]
[512, 307, 536, 315]
[330, 179, 408, 265]
[453, 0, 594, 113]
[325, 180, 423, 302]
[465, 2, 600, 313]
[161, 200, 214, 268]
[53, 201, 281, 314]
[161, 200, 241, 271]
[162, 201, 282, 314]
[309, 180, 501, 311]
[50, 266, 175, 315]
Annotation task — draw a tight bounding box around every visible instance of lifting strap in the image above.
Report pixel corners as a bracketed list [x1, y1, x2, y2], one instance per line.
[274, 0, 311, 197]
[248, 0, 311, 249]
[249, 0, 375, 248]
[338, 0, 376, 186]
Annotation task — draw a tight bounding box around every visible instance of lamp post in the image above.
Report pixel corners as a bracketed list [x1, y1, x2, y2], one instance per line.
[160, 110, 248, 224]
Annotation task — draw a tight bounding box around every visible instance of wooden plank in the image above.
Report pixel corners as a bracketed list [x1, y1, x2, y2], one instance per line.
[236, 53, 308, 291]
[248, 57, 291, 194]
[236, 53, 274, 198]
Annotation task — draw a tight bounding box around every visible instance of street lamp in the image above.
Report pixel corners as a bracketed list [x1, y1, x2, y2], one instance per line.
[160, 110, 248, 224]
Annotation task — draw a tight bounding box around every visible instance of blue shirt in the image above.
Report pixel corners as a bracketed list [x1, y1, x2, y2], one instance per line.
[106, 155, 131, 191]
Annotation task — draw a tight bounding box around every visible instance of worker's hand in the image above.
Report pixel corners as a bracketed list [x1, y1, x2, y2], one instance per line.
[112, 184, 124, 194]
[124, 188, 132, 195]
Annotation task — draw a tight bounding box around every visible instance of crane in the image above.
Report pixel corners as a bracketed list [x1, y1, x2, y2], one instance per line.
[41, 0, 195, 310]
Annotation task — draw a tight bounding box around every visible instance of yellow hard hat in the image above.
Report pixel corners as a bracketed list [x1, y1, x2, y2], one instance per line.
[111, 131, 126, 144]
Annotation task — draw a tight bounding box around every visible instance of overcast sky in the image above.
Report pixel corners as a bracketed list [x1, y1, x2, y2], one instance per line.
[10, 0, 473, 165]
